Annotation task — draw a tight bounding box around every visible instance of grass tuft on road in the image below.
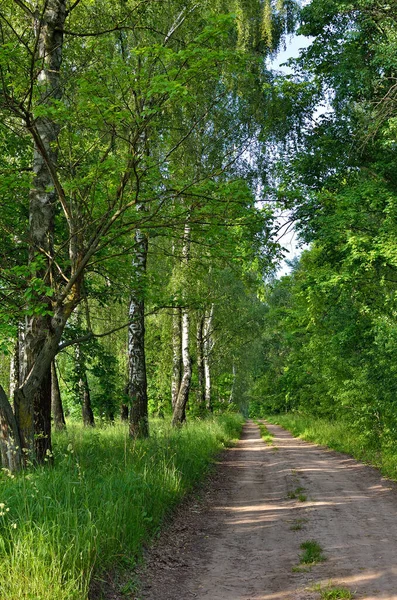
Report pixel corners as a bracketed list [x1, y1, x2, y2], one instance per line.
[312, 582, 353, 599]
[320, 588, 353, 600]
[287, 486, 307, 502]
[299, 540, 326, 565]
[254, 420, 274, 445]
[0, 414, 243, 600]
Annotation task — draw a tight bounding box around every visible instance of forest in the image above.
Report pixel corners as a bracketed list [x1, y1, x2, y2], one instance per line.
[0, 0, 396, 597]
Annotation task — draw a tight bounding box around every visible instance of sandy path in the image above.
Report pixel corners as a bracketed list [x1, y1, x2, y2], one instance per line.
[139, 420, 397, 600]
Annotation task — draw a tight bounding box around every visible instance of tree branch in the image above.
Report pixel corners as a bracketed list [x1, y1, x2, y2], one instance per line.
[12, 0, 33, 17]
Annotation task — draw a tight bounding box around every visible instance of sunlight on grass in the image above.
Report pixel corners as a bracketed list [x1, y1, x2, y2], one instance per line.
[0, 414, 243, 599]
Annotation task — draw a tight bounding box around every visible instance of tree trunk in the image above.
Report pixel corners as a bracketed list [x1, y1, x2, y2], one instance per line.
[81, 371, 95, 427]
[172, 221, 192, 426]
[9, 336, 20, 401]
[34, 367, 53, 462]
[74, 340, 95, 427]
[121, 404, 129, 421]
[13, 0, 67, 465]
[128, 229, 149, 438]
[229, 362, 236, 405]
[203, 305, 214, 412]
[171, 308, 192, 426]
[0, 385, 22, 471]
[51, 362, 66, 431]
[196, 314, 206, 414]
[171, 307, 182, 410]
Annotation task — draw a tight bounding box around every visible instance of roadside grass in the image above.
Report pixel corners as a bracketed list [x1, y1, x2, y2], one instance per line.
[254, 420, 274, 445]
[265, 413, 397, 480]
[299, 540, 326, 565]
[0, 414, 243, 600]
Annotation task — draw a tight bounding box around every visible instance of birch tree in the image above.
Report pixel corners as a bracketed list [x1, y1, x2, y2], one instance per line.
[171, 220, 192, 426]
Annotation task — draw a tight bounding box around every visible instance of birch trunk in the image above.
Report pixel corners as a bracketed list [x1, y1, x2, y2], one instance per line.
[9, 336, 20, 402]
[171, 307, 182, 410]
[203, 305, 214, 412]
[196, 314, 206, 413]
[51, 362, 66, 431]
[13, 0, 67, 465]
[171, 308, 192, 426]
[128, 229, 149, 438]
[172, 221, 192, 426]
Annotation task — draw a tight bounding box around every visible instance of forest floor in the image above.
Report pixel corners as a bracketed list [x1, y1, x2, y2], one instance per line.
[133, 420, 397, 600]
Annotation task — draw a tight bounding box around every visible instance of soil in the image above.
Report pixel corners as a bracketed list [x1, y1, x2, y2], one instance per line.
[129, 420, 397, 599]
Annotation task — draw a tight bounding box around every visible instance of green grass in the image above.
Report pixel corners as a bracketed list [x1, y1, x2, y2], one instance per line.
[287, 486, 307, 501]
[254, 420, 274, 445]
[265, 413, 397, 480]
[299, 540, 326, 565]
[320, 587, 353, 600]
[312, 583, 353, 599]
[0, 414, 243, 599]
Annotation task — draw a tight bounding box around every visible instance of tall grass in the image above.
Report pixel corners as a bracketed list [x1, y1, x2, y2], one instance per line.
[0, 414, 243, 599]
[266, 413, 397, 480]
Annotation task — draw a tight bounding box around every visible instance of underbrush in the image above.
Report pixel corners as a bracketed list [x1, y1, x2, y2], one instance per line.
[266, 413, 397, 480]
[0, 414, 243, 599]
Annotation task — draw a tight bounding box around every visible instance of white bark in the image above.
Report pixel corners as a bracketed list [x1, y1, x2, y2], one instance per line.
[203, 304, 214, 412]
[128, 228, 149, 438]
[171, 307, 182, 410]
[172, 221, 192, 426]
[172, 308, 191, 425]
[9, 335, 19, 402]
[196, 314, 206, 411]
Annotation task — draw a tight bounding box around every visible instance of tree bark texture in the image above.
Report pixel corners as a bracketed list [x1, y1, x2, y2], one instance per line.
[171, 309, 192, 426]
[171, 307, 182, 410]
[51, 362, 66, 431]
[172, 221, 192, 426]
[13, 0, 67, 466]
[203, 305, 214, 412]
[196, 314, 206, 413]
[128, 229, 149, 438]
[9, 336, 20, 402]
[121, 403, 129, 421]
[80, 371, 95, 427]
[0, 386, 22, 471]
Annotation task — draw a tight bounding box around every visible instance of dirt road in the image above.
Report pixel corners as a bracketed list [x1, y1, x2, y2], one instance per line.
[139, 420, 397, 600]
